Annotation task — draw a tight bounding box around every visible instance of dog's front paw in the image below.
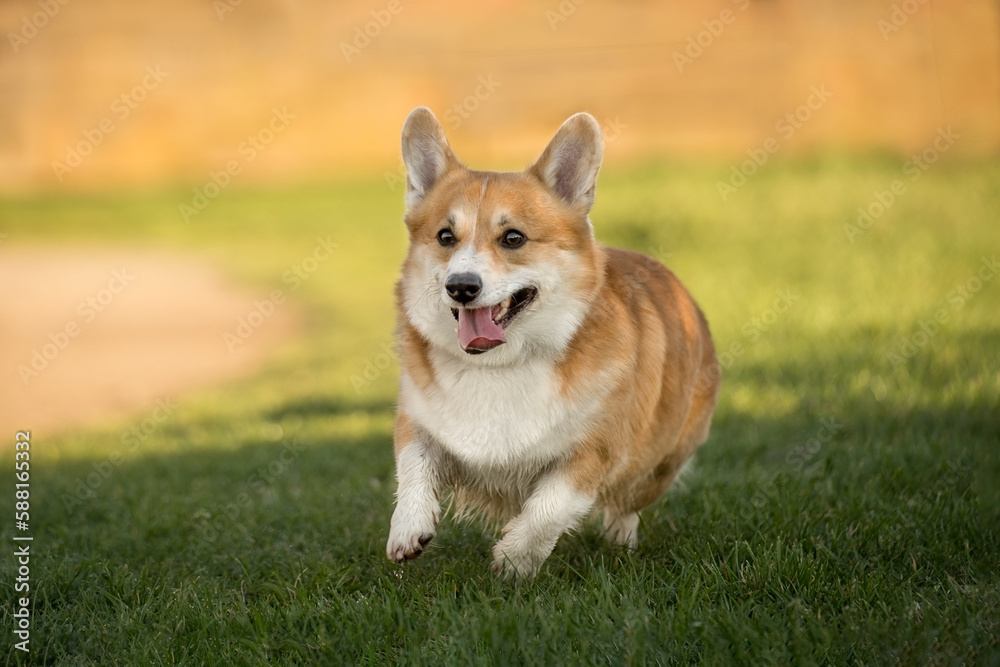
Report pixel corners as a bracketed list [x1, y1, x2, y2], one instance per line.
[387, 528, 434, 562]
[386, 506, 439, 563]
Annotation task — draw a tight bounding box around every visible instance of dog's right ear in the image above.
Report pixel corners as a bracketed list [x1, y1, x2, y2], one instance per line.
[401, 107, 459, 210]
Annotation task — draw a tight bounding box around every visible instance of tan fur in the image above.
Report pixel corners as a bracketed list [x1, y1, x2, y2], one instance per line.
[388, 107, 719, 577]
[560, 249, 719, 512]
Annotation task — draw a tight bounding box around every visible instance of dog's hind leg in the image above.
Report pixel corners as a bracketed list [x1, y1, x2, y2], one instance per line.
[602, 510, 639, 549]
[491, 472, 596, 580]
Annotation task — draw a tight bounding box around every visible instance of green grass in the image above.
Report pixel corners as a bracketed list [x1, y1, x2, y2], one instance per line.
[2, 156, 999, 664]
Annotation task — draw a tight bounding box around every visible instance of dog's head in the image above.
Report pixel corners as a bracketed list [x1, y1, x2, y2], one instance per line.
[397, 108, 606, 364]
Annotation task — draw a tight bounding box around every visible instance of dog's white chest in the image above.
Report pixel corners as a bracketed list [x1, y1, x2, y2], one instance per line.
[400, 356, 585, 469]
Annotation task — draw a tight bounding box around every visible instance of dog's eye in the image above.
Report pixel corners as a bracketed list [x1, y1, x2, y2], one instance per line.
[437, 229, 456, 247]
[501, 230, 526, 248]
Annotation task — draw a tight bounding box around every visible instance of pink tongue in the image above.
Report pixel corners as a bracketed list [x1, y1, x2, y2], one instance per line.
[457, 306, 506, 351]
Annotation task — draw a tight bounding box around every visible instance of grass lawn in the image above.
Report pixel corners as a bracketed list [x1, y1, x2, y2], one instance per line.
[2, 156, 999, 664]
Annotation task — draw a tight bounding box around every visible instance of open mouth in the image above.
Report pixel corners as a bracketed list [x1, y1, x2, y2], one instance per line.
[451, 287, 538, 354]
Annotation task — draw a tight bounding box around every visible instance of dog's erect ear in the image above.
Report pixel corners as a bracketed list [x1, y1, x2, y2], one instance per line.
[529, 113, 603, 213]
[401, 107, 459, 210]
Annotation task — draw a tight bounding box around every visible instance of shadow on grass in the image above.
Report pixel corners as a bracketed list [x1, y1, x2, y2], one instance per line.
[5, 332, 1000, 660]
[29, 380, 997, 565]
[8, 329, 998, 663]
[264, 394, 397, 421]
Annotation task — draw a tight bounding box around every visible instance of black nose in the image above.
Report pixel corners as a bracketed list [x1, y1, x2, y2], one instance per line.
[445, 273, 482, 304]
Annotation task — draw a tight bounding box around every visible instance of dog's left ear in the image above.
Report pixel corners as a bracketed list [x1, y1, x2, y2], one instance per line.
[530, 113, 603, 213]
[401, 107, 460, 211]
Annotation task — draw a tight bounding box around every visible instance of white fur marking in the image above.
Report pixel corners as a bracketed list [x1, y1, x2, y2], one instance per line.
[400, 357, 602, 471]
[386, 440, 441, 562]
[476, 175, 489, 211]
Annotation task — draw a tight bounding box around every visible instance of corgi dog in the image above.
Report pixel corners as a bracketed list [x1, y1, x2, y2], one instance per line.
[386, 107, 720, 579]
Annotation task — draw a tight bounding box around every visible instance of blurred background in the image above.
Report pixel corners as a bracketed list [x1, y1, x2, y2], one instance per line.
[2, 0, 1000, 436]
[2, 4, 999, 659]
[2, 0, 998, 191]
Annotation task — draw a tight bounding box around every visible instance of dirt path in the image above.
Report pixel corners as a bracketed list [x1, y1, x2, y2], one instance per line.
[0, 246, 297, 439]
